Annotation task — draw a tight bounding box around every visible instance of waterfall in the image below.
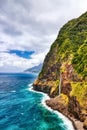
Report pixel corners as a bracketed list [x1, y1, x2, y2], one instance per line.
[59, 74, 62, 95]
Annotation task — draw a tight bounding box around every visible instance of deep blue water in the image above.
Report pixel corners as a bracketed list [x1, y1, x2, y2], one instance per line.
[0, 73, 73, 130]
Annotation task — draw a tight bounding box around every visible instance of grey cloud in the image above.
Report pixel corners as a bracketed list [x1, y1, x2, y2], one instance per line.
[0, 0, 87, 71]
[0, 0, 8, 8]
[0, 19, 22, 36]
[0, 0, 87, 40]
[0, 0, 64, 36]
[3, 26, 22, 36]
[0, 41, 4, 44]
[14, 0, 32, 11]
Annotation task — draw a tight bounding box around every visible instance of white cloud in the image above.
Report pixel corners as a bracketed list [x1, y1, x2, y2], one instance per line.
[0, 0, 87, 72]
[0, 51, 46, 72]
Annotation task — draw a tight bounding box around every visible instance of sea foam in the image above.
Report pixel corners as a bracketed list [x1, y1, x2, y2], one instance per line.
[10, 90, 16, 93]
[28, 83, 75, 130]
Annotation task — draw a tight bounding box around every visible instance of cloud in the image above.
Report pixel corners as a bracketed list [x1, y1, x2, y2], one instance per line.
[0, 51, 46, 72]
[0, 0, 87, 72]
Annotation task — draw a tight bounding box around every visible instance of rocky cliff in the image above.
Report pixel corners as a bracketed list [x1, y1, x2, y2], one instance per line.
[33, 12, 87, 129]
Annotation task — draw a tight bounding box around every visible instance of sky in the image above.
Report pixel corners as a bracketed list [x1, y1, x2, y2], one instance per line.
[0, 0, 87, 72]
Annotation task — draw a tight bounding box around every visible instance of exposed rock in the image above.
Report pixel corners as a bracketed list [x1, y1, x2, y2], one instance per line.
[68, 96, 81, 120]
[33, 80, 51, 95]
[83, 117, 87, 129]
[62, 82, 72, 96]
[46, 96, 68, 116]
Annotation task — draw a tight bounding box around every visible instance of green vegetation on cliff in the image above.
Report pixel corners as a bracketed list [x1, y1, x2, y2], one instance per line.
[34, 11, 87, 96]
[70, 82, 87, 107]
[72, 41, 87, 79]
[33, 12, 87, 128]
[39, 12, 87, 81]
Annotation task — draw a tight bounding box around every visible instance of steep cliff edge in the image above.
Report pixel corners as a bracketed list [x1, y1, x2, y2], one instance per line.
[33, 12, 87, 129]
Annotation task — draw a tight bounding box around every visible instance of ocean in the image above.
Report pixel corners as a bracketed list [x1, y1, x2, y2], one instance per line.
[0, 73, 74, 130]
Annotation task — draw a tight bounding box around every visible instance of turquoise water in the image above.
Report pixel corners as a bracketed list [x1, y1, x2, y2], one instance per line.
[0, 73, 74, 130]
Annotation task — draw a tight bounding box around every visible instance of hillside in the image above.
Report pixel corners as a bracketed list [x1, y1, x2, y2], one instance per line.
[24, 64, 42, 73]
[33, 12, 87, 129]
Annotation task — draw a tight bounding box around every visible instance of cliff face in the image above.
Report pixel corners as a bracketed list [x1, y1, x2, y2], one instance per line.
[33, 12, 87, 129]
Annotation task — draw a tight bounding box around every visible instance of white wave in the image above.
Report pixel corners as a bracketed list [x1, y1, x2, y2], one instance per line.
[28, 83, 33, 87]
[42, 94, 75, 130]
[10, 90, 16, 93]
[28, 84, 75, 130]
[20, 113, 24, 115]
[28, 84, 46, 95]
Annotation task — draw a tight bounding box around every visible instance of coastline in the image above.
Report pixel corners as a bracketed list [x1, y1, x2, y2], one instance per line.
[32, 82, 85, 130]
[42, 97, 75, 130]
[67, 116, 84, 130]
[47, 99, 84, 130]
[45, 98, 84, 130]
[28, 84, 75, 130]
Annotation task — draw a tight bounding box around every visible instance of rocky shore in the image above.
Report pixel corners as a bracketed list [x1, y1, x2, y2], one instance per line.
[33, 78, 87, 130]
[33, 80, 87, 130]
[45, 97, 84, 130]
